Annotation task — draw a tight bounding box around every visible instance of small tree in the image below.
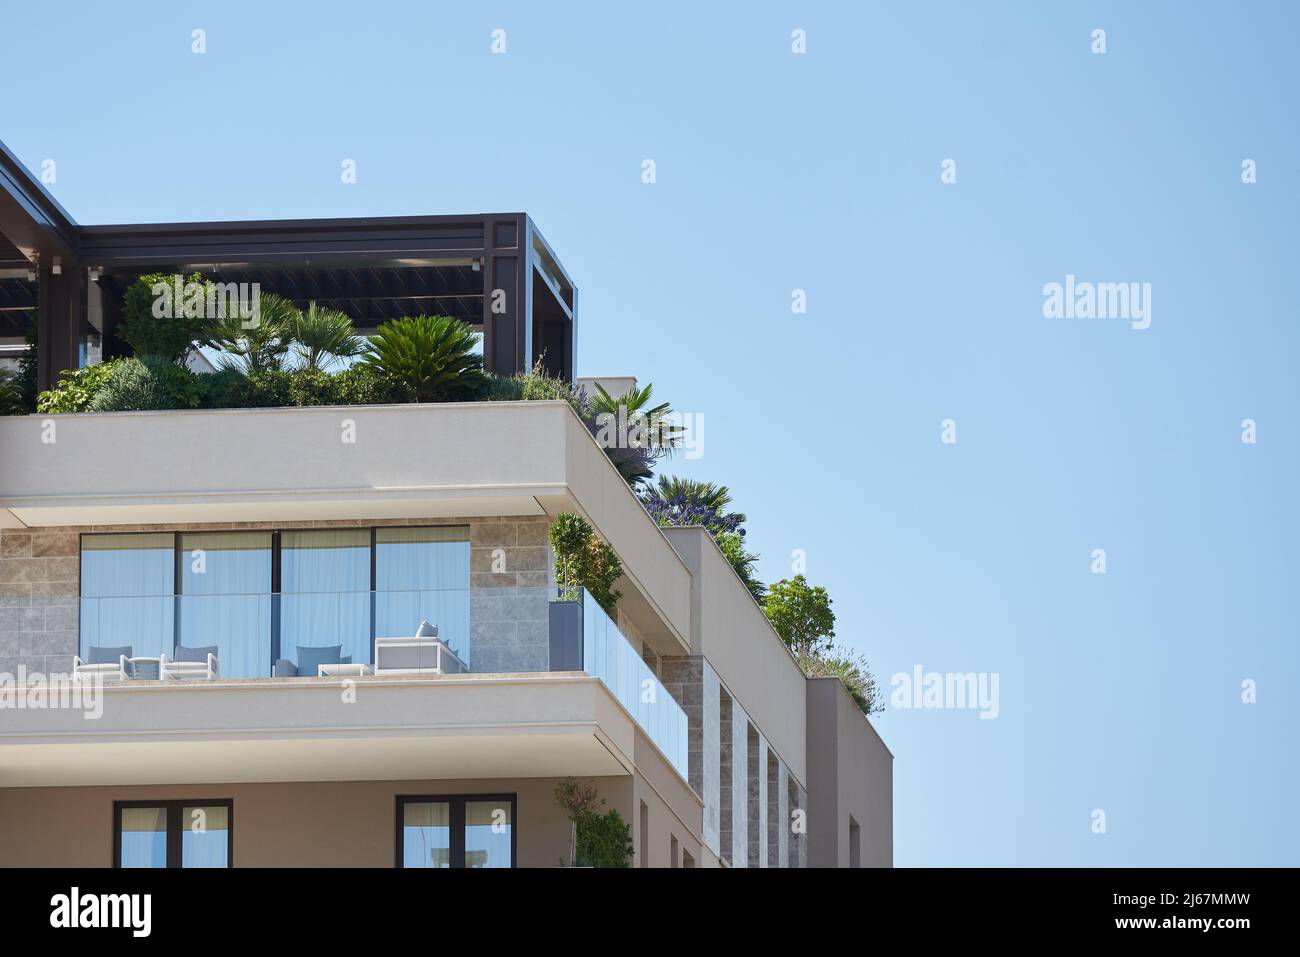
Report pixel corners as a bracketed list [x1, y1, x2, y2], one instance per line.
[553, 778, 634, 868]
[763, 575, 835, 655]
[554, 778, 601, 867]
[575, 808, 634, 868]
[549, 513, 623, 614]
[117, 272, 215, 363]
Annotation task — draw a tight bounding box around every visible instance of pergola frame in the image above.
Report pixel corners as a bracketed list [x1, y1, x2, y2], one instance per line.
[0, 139, 576, 390]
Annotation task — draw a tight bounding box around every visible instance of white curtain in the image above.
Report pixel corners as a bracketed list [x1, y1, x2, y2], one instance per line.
[375, 527, 471, 663]
[80, 534, 174, 660]
[179, 532, 272, 678]
[280, 529, 370, 667]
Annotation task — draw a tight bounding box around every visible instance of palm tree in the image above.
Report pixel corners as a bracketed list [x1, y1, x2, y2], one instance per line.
[361, 315, 486, 402]
[649, 476, 745, 523]
[208, 291, 297, 374]
[588, 382, 682, 450]
[586, 382, 683, 487]
[288, 301, 367, 371]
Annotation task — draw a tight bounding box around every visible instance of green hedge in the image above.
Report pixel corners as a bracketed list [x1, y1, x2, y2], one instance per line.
[38, 357, 557, 415]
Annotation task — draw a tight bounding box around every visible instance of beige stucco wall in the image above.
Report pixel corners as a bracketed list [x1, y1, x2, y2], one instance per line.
[661, 526, 808, 785]
[0, 767, 705, 869]
[0, 776, 634, 868]
[805, 677, 893, 867]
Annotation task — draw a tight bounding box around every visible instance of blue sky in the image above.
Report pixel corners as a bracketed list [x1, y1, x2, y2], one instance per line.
[5, 1, 1296, 866]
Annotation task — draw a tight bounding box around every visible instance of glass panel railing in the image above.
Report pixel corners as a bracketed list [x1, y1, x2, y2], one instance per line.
[573, 588, 690, 779]
[78, 584, 691, 778]
[78, 588, 476, 679]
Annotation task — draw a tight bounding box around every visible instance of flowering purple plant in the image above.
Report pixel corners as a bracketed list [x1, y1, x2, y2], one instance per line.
[638, 493, 745, 536]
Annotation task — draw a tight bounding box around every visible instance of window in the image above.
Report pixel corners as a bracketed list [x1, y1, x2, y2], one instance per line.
[849, 816, 861, 868]
[281, 529, 371, 672]
[114, 800, 232, 868]
[670, 833, 679, 868]
[80, 533, 174, 662]
[396, 795, 515, 868]
[639, 800, 649, 868]
[80, 526, 471, 678]
[179, 532, 272, 678]
[375, 527, 471, 665]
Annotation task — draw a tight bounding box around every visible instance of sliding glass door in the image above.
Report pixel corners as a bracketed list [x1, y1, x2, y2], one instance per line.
[375, 527, 471, 665]
[80, 533, 174, 663]
[80, 526, 472, 678]
[280, 529, 371, 671]
[178, 532, 272, 679]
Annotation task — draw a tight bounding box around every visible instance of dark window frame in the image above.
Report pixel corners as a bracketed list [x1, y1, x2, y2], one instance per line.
[394, 793, 517, 869]
[112, 798, 234, 869]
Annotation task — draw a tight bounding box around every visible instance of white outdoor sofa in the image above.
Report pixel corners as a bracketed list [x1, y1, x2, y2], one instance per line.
[374, 622, 468, 675]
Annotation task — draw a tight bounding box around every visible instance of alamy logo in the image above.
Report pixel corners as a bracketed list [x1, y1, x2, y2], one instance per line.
[50, 887, 151, 937]
[1042, 274, 1151, 330]
[890, 665, 1000, 719]
[151, 275, 261, 328]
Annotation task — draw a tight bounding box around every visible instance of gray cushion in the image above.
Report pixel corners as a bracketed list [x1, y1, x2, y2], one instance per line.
[414, 620, 437, 638]
[296, 645, 344, 676]
[175, 645, 217, 664]
[88, 645, 131, 665]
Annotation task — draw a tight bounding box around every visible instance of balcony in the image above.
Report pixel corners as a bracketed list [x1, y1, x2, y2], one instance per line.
[73, 585, 688, 779]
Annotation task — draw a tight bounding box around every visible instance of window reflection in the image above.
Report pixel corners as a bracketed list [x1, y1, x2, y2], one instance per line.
[80, 534, 174, 663]
[375, 527, 470, 665]
[465, 800, 512, 869]
[181, 805, 230, 868]
[281, 529, 371, 670]
[402, 801, 452, 868]
[118, 806, 168, 868]
[399, 796, 514, 868]
[178, 532, 271, 678]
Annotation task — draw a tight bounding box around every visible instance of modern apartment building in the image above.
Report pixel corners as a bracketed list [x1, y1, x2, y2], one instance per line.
[0, 139, 891, 868]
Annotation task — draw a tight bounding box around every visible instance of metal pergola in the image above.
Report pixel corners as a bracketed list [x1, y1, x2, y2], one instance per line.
[0, 139, 576, 390]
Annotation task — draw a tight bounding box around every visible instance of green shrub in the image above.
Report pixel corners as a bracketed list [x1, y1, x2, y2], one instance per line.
[117, 273, 214, 363]
[795, 646, 885, 716]
[197, 368, 254, 409]
[575, 809, 634, 868]
[361, 315, 486, 402]
[484, 359, 587, 410]
[86, 357, 205, 412]
[196, 365, 415, 410]
[241, 369, 295, 408]
[36, 362, 118, 413]
[333, 363, 415, 405]
[0, 370, 26, 415]
[287, 367, 341, 406]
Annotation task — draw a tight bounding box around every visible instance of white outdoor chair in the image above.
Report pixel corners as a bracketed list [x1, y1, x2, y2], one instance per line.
[160, 648, 220, 681]
[72, 651, 131, 682]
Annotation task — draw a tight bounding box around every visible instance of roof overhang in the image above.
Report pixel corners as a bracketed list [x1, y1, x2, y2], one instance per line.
[0, 139, 79, 267]
[0, 673, 637, 788]
[0, 400, 695, 656]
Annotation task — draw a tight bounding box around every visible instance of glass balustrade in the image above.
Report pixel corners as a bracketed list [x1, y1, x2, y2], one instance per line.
[78, 584, 689, 778]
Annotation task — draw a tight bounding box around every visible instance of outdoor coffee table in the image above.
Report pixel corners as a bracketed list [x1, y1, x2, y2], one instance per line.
[316, 662, 374, 678]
